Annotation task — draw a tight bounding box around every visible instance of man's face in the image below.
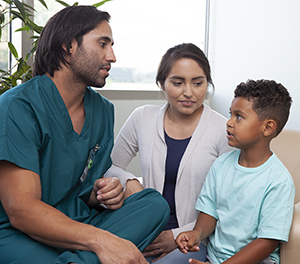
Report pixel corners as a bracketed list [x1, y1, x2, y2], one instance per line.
[69, 20, 116, 88]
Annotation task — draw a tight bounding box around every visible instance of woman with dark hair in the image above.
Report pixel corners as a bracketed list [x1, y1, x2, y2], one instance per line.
[105, 43, 233, 263]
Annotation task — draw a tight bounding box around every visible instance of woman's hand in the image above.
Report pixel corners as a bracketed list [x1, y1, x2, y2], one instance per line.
[143, 230, 176, 262]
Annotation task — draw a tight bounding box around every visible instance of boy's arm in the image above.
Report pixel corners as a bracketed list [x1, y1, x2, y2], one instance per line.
[193, 212, 217, 240]
[176, 212, 217, 253]
[222, 238, 279, 264]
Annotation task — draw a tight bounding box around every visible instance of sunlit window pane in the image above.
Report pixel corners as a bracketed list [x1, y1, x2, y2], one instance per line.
[0, 0, 10, 71]
[34, 0, 206, 90]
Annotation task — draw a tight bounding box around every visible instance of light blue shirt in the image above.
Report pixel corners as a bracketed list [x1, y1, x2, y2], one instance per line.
[196, 150, 295, 264]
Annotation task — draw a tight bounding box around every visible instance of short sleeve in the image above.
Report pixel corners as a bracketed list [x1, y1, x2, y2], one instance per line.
[258, 178, 295, 242]
[0, 94, 41, 174]
[195, 162, 219, 220]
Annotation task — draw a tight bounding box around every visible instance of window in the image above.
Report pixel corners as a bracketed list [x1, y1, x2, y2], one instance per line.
[0, 0, 10, 71]
[34, 0, 207, 91]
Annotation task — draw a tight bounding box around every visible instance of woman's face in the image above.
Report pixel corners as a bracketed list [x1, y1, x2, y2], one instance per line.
[163, 58, 208, 118]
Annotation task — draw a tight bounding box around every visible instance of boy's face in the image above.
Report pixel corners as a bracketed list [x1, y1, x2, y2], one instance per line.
[226, 97, 266, 150]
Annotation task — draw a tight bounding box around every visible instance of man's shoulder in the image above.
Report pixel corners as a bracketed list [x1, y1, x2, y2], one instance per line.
[86, 87, 114, 109]
[1, 75, 46, 95]
[0, 75, 49, 111]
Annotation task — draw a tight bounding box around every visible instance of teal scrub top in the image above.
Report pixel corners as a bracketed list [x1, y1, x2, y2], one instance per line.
[0, 75, 114, 238]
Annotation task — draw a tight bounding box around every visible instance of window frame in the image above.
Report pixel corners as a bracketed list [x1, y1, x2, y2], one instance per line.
[10, 0, 211, 95]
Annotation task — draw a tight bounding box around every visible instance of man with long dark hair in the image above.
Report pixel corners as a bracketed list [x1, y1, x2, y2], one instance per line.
[0, 5, 169, 264]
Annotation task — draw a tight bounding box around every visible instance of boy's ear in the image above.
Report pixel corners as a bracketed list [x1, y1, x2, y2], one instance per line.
[263, 119, 277, 137]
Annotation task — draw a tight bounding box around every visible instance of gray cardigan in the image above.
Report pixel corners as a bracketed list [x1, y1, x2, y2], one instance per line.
[105, 103, 233, 238]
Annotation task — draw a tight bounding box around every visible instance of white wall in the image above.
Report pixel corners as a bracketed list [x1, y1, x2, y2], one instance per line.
[99, 90, 166, 176]
[208, 0, 300, 131]
[100, 0, 300, 175]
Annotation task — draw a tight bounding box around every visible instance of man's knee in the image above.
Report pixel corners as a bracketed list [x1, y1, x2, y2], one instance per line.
[137, 188, 170, 223]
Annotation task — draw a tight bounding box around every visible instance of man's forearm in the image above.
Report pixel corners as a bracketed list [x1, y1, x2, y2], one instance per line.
[11, 197, 105, 252]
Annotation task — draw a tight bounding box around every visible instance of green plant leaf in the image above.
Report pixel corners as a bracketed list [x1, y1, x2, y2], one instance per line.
[93, 0, 113, 8]
[25, 48, 34, 61]
[0, 87, 10, 95]
[55, 0, 70, 7]
[21, 2, 36, 13]
[72, 2, 79, 6]
[27, 19, 43, 34]
[29, 36, 40, 40]
[8, 42, 19, 58]
[10, 11, 26, 23]
[16, 58, 24, 74]
[2, 77, 12, 82]
[37, 0, 48, 9]
[0, 13, 5, 24]
[15, 25, 31, 32]
[11, 75, 17, 87]
[13, 0, 27, 20]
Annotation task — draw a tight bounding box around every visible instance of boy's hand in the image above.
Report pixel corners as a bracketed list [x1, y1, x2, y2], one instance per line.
[188, 258, 209, 264]
[175, 230, 201, 254]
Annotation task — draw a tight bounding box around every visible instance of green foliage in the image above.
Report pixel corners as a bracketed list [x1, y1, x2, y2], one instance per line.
[0, 0, 111, 95]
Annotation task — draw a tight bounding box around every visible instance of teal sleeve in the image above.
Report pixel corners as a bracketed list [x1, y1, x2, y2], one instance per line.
[0, 92, 41, 174]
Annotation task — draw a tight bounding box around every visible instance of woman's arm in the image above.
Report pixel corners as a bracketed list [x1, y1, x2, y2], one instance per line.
[0, 160, 147, 264]
[104, 110, 141, 187]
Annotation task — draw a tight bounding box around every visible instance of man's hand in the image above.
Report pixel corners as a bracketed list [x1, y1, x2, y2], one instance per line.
[90, 177, 125, 210]
[94, 230, 148, 264]
[143, 230, 176, 261]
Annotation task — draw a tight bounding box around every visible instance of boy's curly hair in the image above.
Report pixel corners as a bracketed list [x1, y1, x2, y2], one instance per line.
[234, 79, 292, 136]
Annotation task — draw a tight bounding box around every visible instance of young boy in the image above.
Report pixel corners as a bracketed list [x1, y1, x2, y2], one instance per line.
[176, 79, 295, 264]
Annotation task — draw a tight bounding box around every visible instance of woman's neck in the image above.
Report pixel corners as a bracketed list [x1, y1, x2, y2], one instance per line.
[164, 104, 203, 139]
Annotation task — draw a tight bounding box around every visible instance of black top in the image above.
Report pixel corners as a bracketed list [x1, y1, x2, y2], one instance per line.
[163, 130, 191, 230]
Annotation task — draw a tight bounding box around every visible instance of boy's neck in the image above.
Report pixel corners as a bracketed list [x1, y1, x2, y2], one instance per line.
[238, 146, 273, 168]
